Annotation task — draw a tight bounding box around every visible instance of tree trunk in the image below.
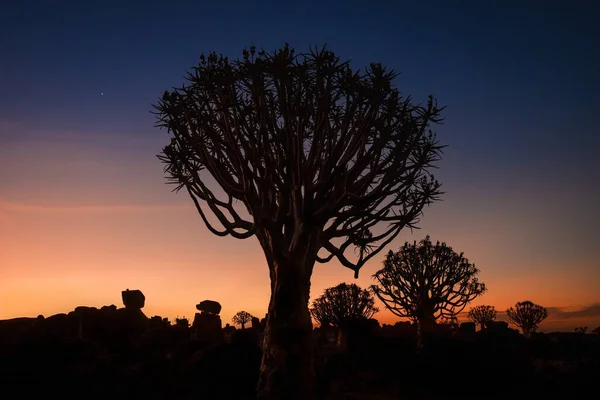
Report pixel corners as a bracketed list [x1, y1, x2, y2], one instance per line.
[417, 314, 435, 351]
[257, 259, 315, 400]
[336, 327, 349, 353]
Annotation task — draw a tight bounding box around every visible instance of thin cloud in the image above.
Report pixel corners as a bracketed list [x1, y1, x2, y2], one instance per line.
[0, 201, 189, 214]
[459, 303, 600, 321]
[546, 303, 600, 319]
[0, 119, 165, 153]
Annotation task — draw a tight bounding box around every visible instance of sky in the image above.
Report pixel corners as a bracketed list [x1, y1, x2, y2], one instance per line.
[1, 0, 599, 332]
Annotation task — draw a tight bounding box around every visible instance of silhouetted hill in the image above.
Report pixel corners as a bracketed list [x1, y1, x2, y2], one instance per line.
[1, 297, 598, 399]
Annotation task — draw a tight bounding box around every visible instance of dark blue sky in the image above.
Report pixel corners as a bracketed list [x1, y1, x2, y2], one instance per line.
[1, 0, 599, 324]
[2, 0, 599, 192]
[3, 0, 599, 200]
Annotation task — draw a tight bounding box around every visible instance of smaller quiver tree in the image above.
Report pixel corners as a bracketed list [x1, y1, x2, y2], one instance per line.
[372, 236, 485, 350]
[232, 310, 254, 329]
[310, 283, 378, 352]
[468, 305, 497, 331]
[506, 301, 547, 338]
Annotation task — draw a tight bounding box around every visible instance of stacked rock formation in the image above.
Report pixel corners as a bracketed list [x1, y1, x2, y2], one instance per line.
[191, 300, 223, 344]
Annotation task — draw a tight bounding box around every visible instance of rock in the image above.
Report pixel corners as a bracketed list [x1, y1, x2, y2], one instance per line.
[73, 306, 97, 314]
[191, 312, 223, 344]
[43, 313, 74, 338]
[489, 321, 509, 331]
[195, 300, 221, 315]
[101, 304, 117, 312]
[122, 289, 145, 309]
[223, 323, 236, 344]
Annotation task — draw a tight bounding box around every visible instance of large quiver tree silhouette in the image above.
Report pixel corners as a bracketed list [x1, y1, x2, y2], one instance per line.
[506, 301, 547, 338]
[153, 44, 445, 400]
[372, 236, 485, 349]
[467, 305, 496, 331]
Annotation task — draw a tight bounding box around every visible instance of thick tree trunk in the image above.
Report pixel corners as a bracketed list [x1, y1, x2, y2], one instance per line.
[417, 314, 435, 351]
[257, 260, 315, 400]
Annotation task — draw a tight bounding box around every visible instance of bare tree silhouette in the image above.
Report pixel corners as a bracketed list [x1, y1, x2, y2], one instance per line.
[153, 44, 445, 399]
[372, 236, 485, 349]
[232, 311, 254, 329]
[310, 283, 378, 327]
[467, 305, 496, 331]
[506, 301, 547, 338]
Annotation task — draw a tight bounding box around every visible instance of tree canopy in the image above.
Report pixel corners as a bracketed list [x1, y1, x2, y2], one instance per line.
[232, 310, 254, 329]
[506, 301, 547, 338]
[467, 305, 497, 330]
[153, 44, 445, 278]
[372, 236, 486, 322]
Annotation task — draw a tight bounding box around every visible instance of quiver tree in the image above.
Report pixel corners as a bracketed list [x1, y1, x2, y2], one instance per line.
[467, 305, 497, 331]
[232, 310, 254, 329]
[310, 283, 378, 326]
[153, 44, 445, 400]
[310, 283, 378, 352]
[506, 301, 547, 338]
[372, 236, 485, 349]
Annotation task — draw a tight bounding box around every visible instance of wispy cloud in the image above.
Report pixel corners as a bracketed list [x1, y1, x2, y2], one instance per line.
[461, 303, 600, 322]
[0, 119, 165, 155]
[0, 201, 189, 214]
[546, 303, 600, 320]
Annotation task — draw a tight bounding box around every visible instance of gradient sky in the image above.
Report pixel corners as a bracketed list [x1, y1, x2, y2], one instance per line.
[1, 0, 599, 332]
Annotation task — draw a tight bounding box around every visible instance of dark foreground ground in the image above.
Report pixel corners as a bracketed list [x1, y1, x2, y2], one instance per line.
[0, 314, 597, 399]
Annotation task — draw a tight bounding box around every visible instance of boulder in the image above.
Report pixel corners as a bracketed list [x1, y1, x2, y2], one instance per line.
[196, 300, 222, 315]
[192, 312, 223, 344]
[122, 289, 145, 309]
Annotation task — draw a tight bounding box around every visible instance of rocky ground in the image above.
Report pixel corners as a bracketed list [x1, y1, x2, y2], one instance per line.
[1, 296, 597, 399]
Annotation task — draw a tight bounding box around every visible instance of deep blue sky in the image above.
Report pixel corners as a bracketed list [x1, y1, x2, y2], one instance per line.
[2, 0, 599, 216]
[1, 1, 599, 326]
[2, 0, 598, 162]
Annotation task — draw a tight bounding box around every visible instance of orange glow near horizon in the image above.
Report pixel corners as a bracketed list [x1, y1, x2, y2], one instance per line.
[1, 124, 599, 332]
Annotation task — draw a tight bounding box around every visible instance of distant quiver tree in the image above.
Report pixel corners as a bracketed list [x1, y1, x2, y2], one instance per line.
[467, 305, 497, 331]
[153, 44, 445, 400]
[232, 310, 254, 329]
[372, 236, 485, 349]
[310, 283, 378, 327]
[506, 301, 547, 338]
